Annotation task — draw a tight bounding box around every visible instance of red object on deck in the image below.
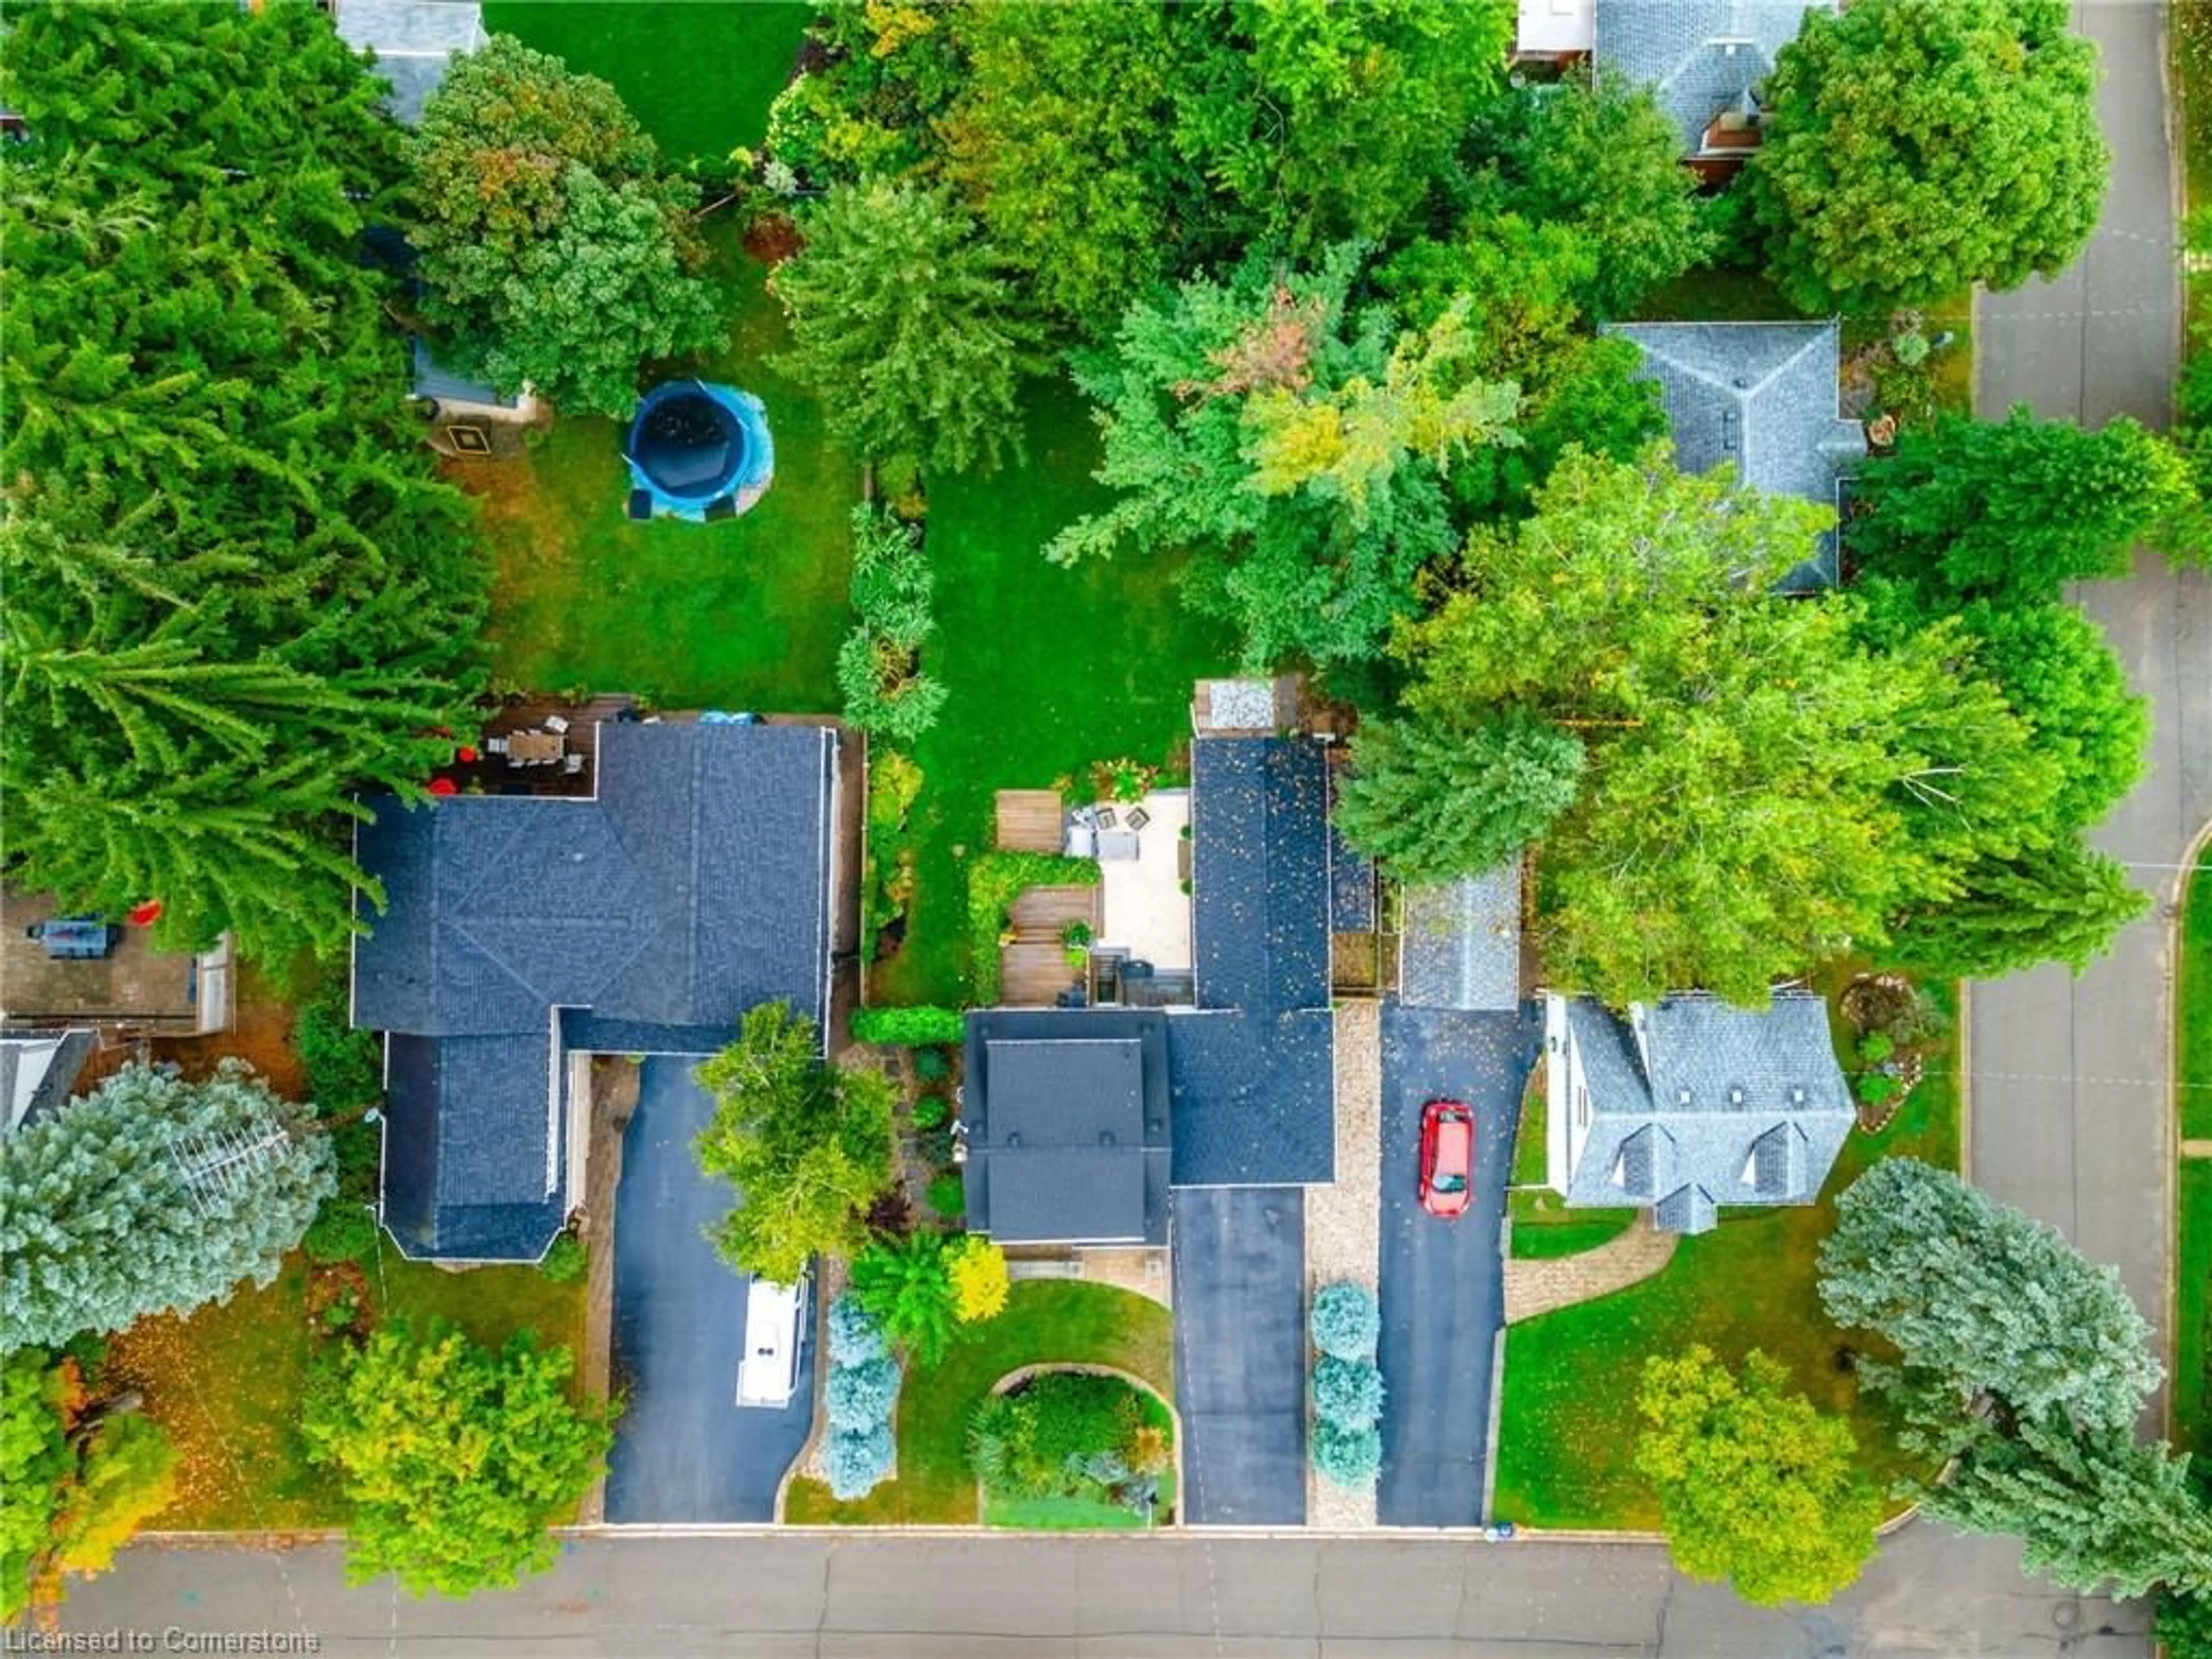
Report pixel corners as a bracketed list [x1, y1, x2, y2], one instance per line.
[429, 777, 459, 797]
[127, 900, 164, 927]
[456, 744, 480, 764]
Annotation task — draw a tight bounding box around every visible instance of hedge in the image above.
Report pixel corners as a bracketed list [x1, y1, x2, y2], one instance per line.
[850, 1005, 967, 1047]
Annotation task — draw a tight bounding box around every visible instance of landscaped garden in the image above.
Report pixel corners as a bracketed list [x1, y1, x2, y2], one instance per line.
[1491, 987, 1962, 1531]
[783, 1279, 1173, 1525]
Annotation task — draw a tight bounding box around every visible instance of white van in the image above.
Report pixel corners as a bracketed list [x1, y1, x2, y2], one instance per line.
[736, 1275, 809, 1408]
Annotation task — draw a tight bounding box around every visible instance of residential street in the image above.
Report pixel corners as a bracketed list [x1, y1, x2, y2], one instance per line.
[43, 3, 2192, 1654]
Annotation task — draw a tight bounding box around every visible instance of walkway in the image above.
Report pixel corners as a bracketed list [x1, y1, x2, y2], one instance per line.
[994, 789, 1064, 853]
[1502, 1215, 1679, 1325]
[1969, 1, 2203, 1456]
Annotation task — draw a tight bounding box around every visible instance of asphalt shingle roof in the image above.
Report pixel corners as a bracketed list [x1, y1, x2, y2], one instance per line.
[380, 1032, 566, 1260]
[1192, 738, 1330, 1014]
[1168, 1009, 1335, 1188]
[1399, 868, 1521, 1012]
[355, 721, 837, 1259]
[1607, 320, 1865, 592]
[1558, 991, 1853, 1232]
[1593, 0, 1830, 154]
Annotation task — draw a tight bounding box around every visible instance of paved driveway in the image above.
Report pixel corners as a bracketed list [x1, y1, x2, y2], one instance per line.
[1374, 1004, 1529, 1527]
[1171, 1186, 1308, 1525]
[603, 1057, 814, 1524]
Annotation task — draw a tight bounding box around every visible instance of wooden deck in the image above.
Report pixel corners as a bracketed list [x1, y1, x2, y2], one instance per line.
[994, 789, 1065, 853]
[998, 882, 1102, 1006]
[438, 693, 638, 798]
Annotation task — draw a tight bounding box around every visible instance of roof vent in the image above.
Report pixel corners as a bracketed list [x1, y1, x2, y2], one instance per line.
[1676, 1088, 1694, 1107]
[1733, 376, 1753, 389]
[1789, 1086, 1806, 1105]
[1099, 1130, 1116, 1147]
[1005, 1131, 1021, 1149]
[1728, 1085, 1746, 1107]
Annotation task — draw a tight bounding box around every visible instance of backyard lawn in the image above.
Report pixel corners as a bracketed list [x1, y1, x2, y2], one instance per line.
[482, 1, 810, 166]
[783, 1280, 1175, 1526]
[1491, 991, 1961, 1531]
[105, 1243, 587, 1532]
[869, 382, 1239, 1007]
[464, 228, 859, 714]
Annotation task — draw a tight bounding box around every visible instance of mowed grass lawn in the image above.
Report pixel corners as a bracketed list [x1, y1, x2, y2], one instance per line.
[872, 381, 1239, 1006]
[1492, 1003, 1961, 1531]
[482, 1, 810, 165]
[783, 1281, 1174, 1526]
[2179, 853, 2211, 1455]
[464, 228, 859, 714]
[107, 1243, 586, 1531]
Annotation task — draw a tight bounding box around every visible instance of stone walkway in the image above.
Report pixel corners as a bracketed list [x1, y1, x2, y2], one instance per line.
[1307, 999, 1381, 1529]
[2182, 1140, 2212, 1159]
[1502, 1212, 1678, 1325]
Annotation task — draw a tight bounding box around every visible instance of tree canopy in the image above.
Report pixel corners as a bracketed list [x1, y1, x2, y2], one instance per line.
[692, 1003, 896, 1286]
[410, 36, 722, 418]
[1635, 1346, 1881, 1606]
[0, 1, 491, 960]
[0, 1063, 334, 1352]
[1049, 243, 1518, 669]
[301, 1321, 612, 1598]
[1748, 0, 2108, 313]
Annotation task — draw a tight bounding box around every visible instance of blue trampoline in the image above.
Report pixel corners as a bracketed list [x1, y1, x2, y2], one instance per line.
[623, 380, 774, 523]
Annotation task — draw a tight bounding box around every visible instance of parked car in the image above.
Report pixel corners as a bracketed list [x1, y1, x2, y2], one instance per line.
[1419, 1100, 1475, 1218]
[736, 1275, 809, 1408]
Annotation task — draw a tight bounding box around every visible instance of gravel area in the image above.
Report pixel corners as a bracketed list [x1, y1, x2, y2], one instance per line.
[1307, 1000, 1382, 1528]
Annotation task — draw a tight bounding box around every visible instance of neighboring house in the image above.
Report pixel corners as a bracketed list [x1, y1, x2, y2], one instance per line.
[1542, 990, 1853, 1234]
[410, 338, 546, 460]
[1399, 866, 1523, 1013]
[960, 709, 1338, 1249]
[350, 719, 840, 1262]
[1593, 0, 1832, 180]
[1606, 320, 1866, 591]
[1512, 0, 1594, 65]
[1, 888, 234, 1041]
[0, 1029, 94, 1137]
[329, 0, 485, 126]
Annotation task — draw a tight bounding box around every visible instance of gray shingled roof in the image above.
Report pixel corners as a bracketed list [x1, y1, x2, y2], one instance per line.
[1606, 320, 1865, 592]
[1399, 868, 1522, 1012]
[355, 721, 837, 1260]
[1593, 0, 1830, 154]
[0, 1029, 92, 1135]
[332, 0, 485, 126]
[1168, 1009, 1335, 1188]
[411, 338, 517, 411]
[1192, 738, 1331, 1014]
[1559, 991, 1853, 1233]
[961, 1011, 1171, 1246]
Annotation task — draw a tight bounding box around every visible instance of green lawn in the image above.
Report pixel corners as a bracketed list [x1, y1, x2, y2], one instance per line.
[2179, 1161, 2212, 1458]
[783, 1280, 1175, 1525]
[986, 1491, 1152, 1530]
[108, 1242, 587, 1531]
[869, 383, 1239, 1006]
[1511, 1206, 1641, 1260]
[2182, 854, 2212, 1141]
[482, 1, 811, 166]
[1491, 993, 1960, 1531]
[471, 230, 859, 713]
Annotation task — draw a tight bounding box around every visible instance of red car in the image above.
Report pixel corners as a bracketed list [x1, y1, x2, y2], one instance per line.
[1419, 1100, 1475, 1218]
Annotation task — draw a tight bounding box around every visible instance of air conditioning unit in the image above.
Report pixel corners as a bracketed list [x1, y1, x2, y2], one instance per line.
[444, 423, 492, 455]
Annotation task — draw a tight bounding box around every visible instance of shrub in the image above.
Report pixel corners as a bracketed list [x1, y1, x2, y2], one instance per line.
[1857, 1031, 1896, 1065]
[1892, 331, 1931, 368]
[302, 1203, 380, 1267]
[827, 1294, 888, 1366]
[912, 1092, 950, 1131]
[1311, 1421, 1383, 1487]
[968, 1372, 1146, 1499]
[294, 990, 382, 1116]
[926, 1171, 965, 1220]
[540, 1234, 587, 1285]
[850, 1233, 959, 1365]
[946, 1234, 1008, 1323]
[1312, 1357, 1386, 1429]
[823, 1422, 895, 1500]
[825, 1356, 902, 1429]
[1854, 1071, 1901, 1108]
[916, 1120, 957, 1168]
[1310, 1282, 1380, 1361]
[851, 1006, 967, 1047]
[1060, 920, 1092, 948]
[913, 1046, 953, 1083]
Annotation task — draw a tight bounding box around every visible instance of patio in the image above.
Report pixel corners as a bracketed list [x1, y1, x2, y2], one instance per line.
[1097, 790, 1192, 974]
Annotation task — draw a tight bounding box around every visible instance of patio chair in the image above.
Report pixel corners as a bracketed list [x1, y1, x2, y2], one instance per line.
[626, 489, 653, 522]
[1096, 806, 1118, 830]
[484, 736, 509, 755]
[543, 714, 570, 734]
[1126, 806, 1151, 831]
[562, 754, 585, 775]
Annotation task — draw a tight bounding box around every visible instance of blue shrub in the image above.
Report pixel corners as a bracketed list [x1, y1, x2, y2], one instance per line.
[825, 1355, 902, 1429]
[1309, 1282, 1379, 1361]
[1311, 1357, 1385, 1429]
[1310, 1421, 1382, 1487]
[827, 1293, 888, 1366]
[823, 1422, 896, 1500]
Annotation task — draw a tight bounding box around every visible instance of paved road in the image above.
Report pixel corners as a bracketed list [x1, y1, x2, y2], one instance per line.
[1970, 0, 2206, 1450]
[1170, 1187, 1308, 1525]
[58, 1525, 2149, 1657]
[1374, 1005, 1528, 1528]
[604, 1058, 815, 1523]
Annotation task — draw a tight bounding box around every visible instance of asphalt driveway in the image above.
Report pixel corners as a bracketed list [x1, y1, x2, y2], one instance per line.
[604, 1056, 815, 1524]
[1170, 1186, 1308, 1525]
[1374, 1003, 1530, 1528]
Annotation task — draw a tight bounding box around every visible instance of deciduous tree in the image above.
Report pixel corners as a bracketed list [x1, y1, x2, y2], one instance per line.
[301, 1321, 612, 1598]
[0, 1064, 334, 1351]
[772, 181, 1047, 474]
[1635, 1347, 1881, 1607]
[1748, 0, 2107, 313]
[692, 1003, 896, 1287]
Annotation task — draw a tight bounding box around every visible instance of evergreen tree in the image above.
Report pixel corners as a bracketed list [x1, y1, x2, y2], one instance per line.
[0, 2, 490, 959]
[1748, 0, 2107, 313]
[0, 1064, 335, 1351]
[772, 181, 1048, 474]
[1335, 710, 1584, 884]
[301, 1321, 612, 1597]
[1887, 842, 2148, 984]
[410, 36, 721, 417]
[1635, 1347, 1881, 1607]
